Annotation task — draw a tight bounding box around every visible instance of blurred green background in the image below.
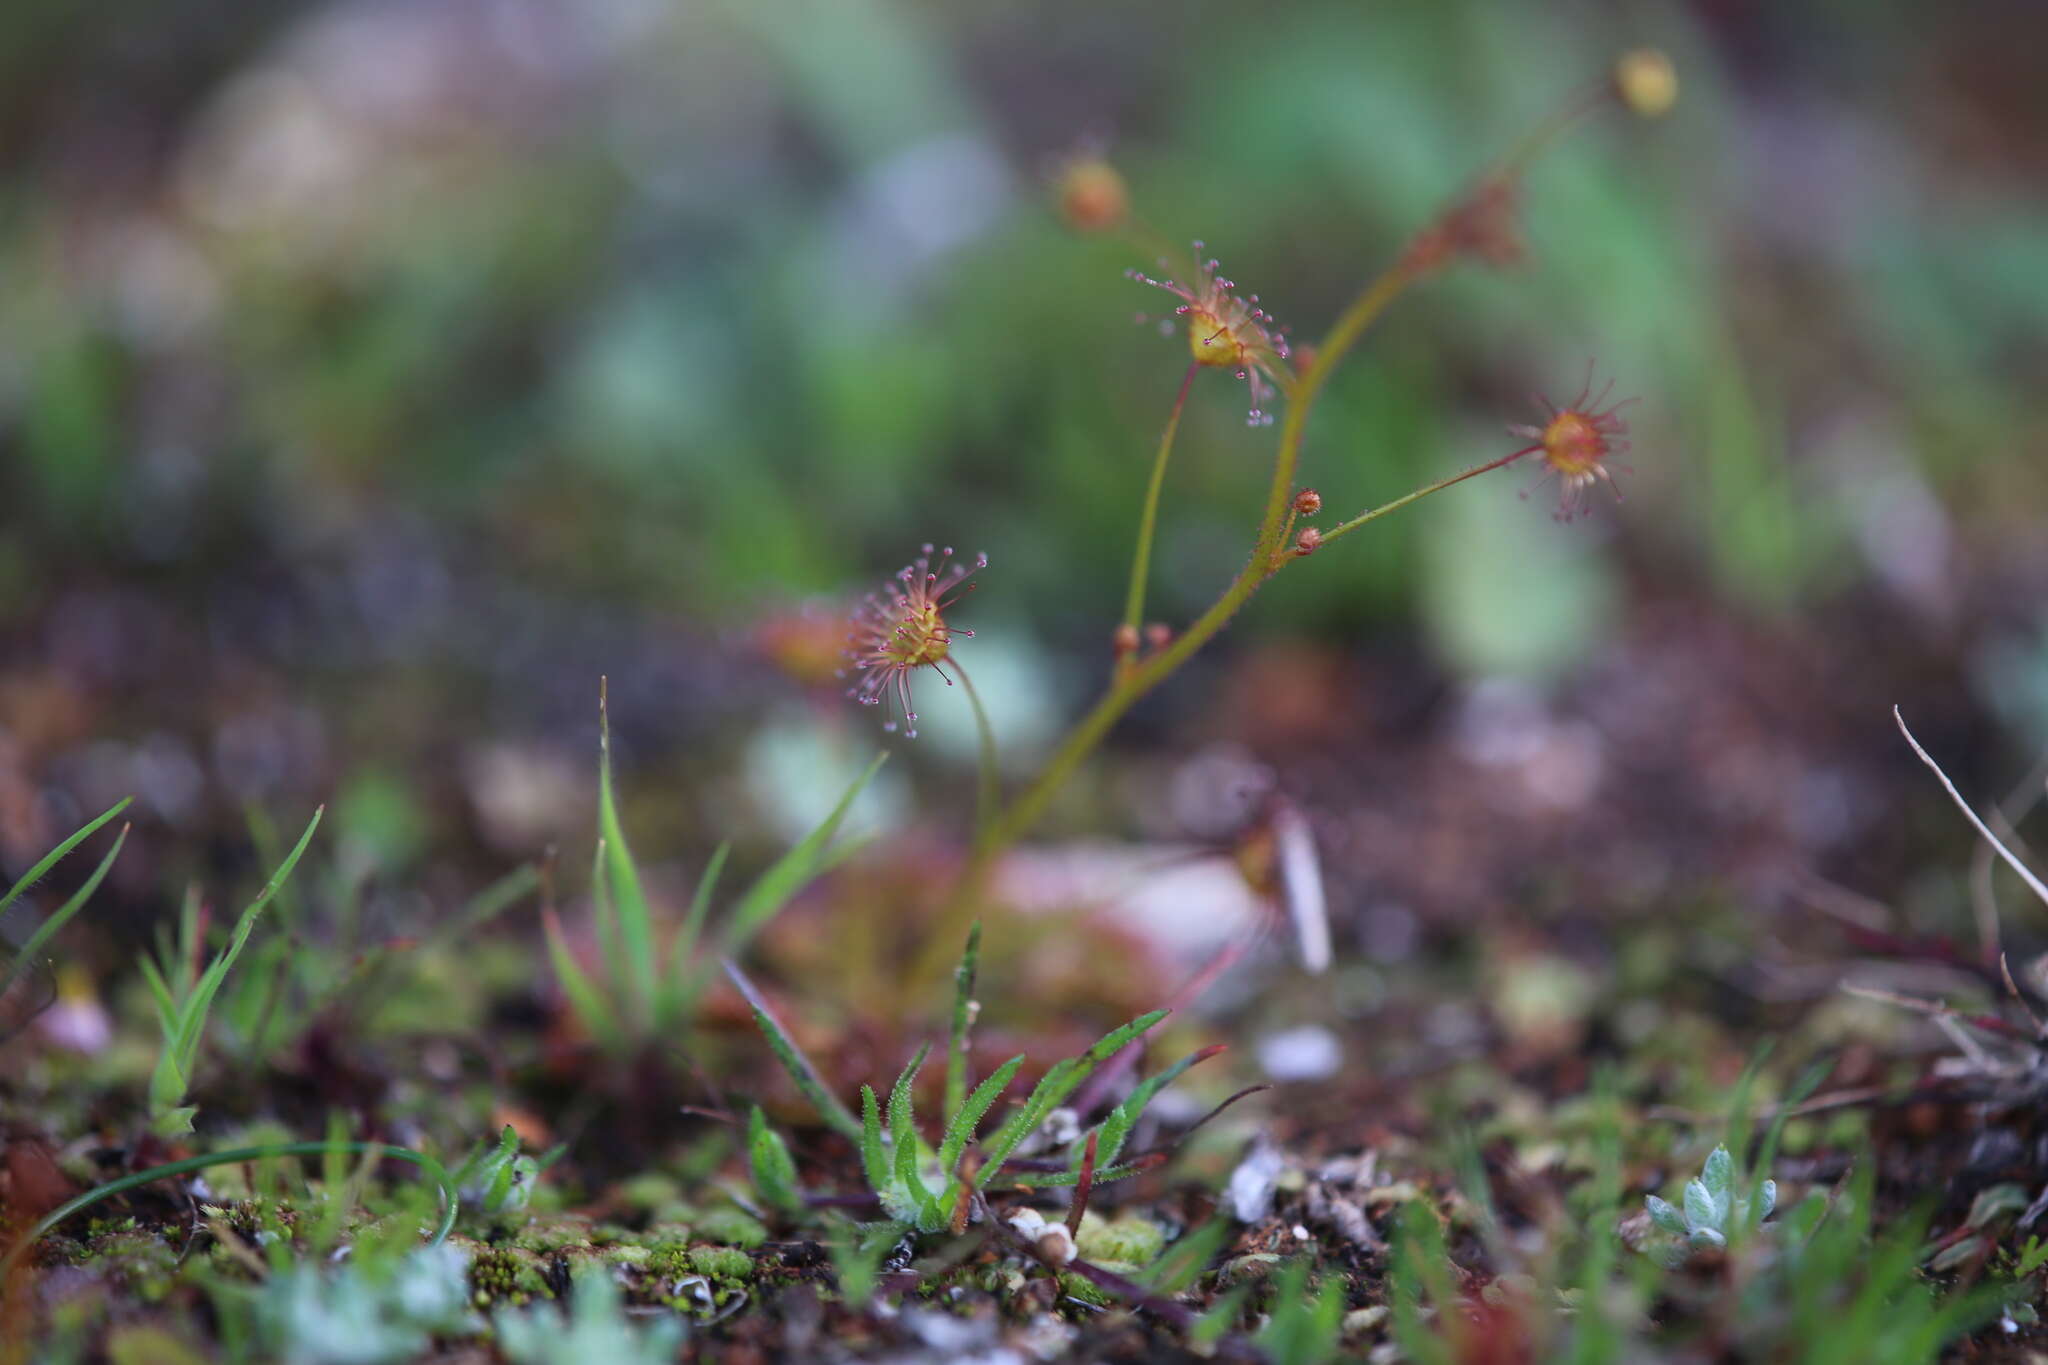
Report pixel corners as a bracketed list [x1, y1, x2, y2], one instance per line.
[2, 0, 2046, 898]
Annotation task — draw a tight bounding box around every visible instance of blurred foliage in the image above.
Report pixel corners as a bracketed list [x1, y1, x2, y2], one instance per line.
[0, 0, 2045, 854]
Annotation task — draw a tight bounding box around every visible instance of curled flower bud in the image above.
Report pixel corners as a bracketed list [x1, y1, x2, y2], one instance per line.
[1404, 177, 1523, 274]
[1054, 153, 1129, 234]
[1144, 622, 1172, 652]
[1613, 49, 1678, 118]
[1112, 623, 1140, 658]
[1292, 488, 1322, 517]
[1293, 527, 1323, 557]
[844, 544, 986, 737]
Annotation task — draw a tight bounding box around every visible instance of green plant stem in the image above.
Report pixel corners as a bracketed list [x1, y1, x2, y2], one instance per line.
[1318, 447, 1531, 546]
[1251, 263, 1421, 567]
[0, 1141, 458, 1283]
[911, 260, 1427, 981]
[910, 81, 1624, 982]
[951, 662, 1000, 842]
[1118, 363, 1199, 679]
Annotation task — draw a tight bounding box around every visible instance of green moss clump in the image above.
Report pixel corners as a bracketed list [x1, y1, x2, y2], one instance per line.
[1074, 1211, 1166, 1270]
[692, 1207, 767, 1249]
[468, 1245, 554, 1308]
[643, 1240, 694, 1280]
[86, 1227, 182, 1302]
[687, 1246, 753, 1280]
[1057, 1272, 1114, 1308]
[508, 1214, 596, 1254]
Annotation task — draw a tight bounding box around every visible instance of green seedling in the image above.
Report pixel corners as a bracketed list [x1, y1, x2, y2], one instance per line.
[544, 681, 883, 1057]
[0, 797, 131, 1034]
[137, 807, 323, 1135]
[742, 925, 1213, 1236]
[1646, 1145, 1775, 1262]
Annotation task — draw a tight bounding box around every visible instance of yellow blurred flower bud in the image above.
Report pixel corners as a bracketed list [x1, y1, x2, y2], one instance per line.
[1614, 49, 1678, 119]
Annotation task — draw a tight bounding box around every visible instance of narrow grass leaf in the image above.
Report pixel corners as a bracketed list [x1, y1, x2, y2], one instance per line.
[978, 1009, 1170, 1180]
[945, 922, 982, 1121]
[939, 1054, 1023, 1175]
[0, 824, 128, 1005]
[597, 681, 658, 1032]
[747, 1105, 803, 1214]
[1142, 1216, 1232, 1293]
[1093, 1043, 1222, 1167]
[170, 808, 323, 1083]
[720, 753, 886, 956]
[543, 906, 621, 1052]
[887, 1042, 932, 1200]
[727, 958, 863, 1139]
[664, 841, 729, 1005]
[0, 797, 131, 915]
[859, 1085, 889, 1191]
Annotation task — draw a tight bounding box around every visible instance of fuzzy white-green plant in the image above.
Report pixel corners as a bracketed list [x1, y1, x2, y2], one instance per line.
[246, 1243, 477, 1365]
[493, 1268, 684, 1365]
[1646, 1145, 1775, 1262]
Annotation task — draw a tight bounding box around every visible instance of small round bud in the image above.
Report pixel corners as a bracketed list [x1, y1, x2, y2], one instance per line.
[1614, 49, 1678, 118]
[1293, 527, 1323, 557]
[1112, 623, 1140, 657]
[1143, 622, 1172, 651]
[1055, 156, 1128, 234]
[1292, 488, 1322, 517]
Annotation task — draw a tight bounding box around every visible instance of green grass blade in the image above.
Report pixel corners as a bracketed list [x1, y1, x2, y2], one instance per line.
[597, 681, 658, 1034]
[1745, 1056, 1830, 1234]
[939, 1054, 1023, 1176]
[719, 753, 886, 957]
[664, 841, 730, 1008]
[984, 1158, 1152, 1190]
[587, 839, 630, 1033]
[1142, 1217, 1233, 1292]
[170, 808, 324, 1080]
[136, 955, 178, 1030]
[944, 922, 981, 1121]
[859, 1084, 889, 1192]
[543, 907, 622, 1052]
[887, 1041, 932, 1176]
[0, 797, 131, 916]
[434, 864, 542, 945]
[727, 958, 862, 1140]
[977, 1008, 1170, 1181]
[746, 1105, 803, 1215]
[1093, 1043, 1222, 1166]
[0, 823, 128, 1005]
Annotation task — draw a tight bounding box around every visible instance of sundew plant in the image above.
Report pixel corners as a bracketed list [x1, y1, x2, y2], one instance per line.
[840, 51, 1679, 974]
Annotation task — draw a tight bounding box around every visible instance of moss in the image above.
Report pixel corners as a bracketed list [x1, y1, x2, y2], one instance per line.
[687, 1245, 754, 1280]
[1056, 1272, 1115, 1308]
[692, 1207, 767, 1249]
[84, 1228, 182, 1303]
[644, 1240, 695, 1280]
[468, 1244, 554, 1308]
[1074, 1211, 1166, 1270]
[507, 1213, 599, 1253]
